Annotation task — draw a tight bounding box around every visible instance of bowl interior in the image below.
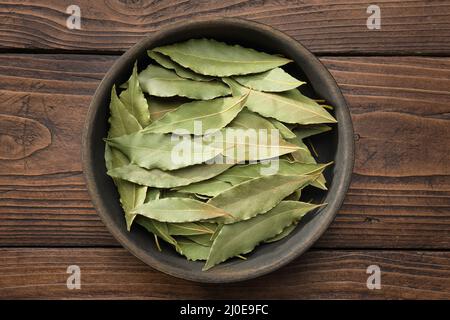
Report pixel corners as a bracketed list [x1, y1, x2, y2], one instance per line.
[83, 19, 353, 283]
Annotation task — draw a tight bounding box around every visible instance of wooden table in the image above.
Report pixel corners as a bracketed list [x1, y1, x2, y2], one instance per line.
[0, 0, 449, 299]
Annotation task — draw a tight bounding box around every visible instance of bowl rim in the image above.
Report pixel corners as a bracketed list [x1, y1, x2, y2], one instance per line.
[82, 17, 354, 283]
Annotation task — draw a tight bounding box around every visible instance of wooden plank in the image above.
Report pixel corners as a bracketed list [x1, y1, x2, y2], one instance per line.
[0, 55, 115, 246]
[0, 248, 449, 299]
[0, 0, 450, 54]
[0, 55, 449, 248]
[316, 56, 450, 248]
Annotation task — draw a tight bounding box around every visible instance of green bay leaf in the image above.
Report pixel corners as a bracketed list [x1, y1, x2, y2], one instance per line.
[105, 86, 146, 231]
[106, 131, 223, 170]
[185, 234, 214, 247]
[135, 216, 177, 247]
[207, 174, 317, 224]
[210, 128, 301, 162]
[153, 38, 291, 77]
[105, 145, 147, 231]
[204, 201, 323, 270]
[107, 85, 142, 139]
[233, 67, 304, 92]
[119, 62, 150, 126]
[265, 223, 297, 243]
[107, 163, 233, 188]
[144, 188, 160, 202]
[228, 109, 277, 131]
[148, 50, 213, 81]
[175, 179, 233, 197]
[216, 160, 329, 185]
[288, 129, 331, 190]
[229, 110, 297, 142]
[167, 222, 216, 236]
[288, 138, 316, 164]
[284, 189, 302, 201]
[147, 97, 190, 121]
[139, 65, 230, 100]
[176, 239, 211, 261]
[267, 118, 296, 139]
[176, 161, 327, 197]
[143, 95, 248, 134]
[133, 198, 231, 223]
[223, 78, 336, 125]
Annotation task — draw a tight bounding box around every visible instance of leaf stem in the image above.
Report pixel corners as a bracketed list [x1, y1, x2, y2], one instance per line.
[154, 234, 162, 252]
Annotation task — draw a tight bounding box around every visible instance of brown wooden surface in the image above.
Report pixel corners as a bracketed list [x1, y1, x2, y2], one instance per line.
[1, 0, 450, 54]
[0, 0, 449, 299]
[0, 55, 448, 249]
[1, 248, 449, 299]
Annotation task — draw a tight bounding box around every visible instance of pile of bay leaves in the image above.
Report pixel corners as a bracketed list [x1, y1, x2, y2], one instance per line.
[104, 39, 336, 270]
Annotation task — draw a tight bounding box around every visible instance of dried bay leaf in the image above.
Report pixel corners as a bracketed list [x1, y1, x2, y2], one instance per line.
[210, 223, 223, 241]
[267, 118, 296, 139]
[105, 86, 146, 230]
[104, 144, 115, 173]
[288, 138, 316, 164]
[143, 95, 248, 135]
[110, 166, 146, 230]
[148, 50, 213, 82]
[211, 128, 301, 162]
[204, 201, 323, 270]
[105, 179, 146, 231]
[106, 131, 223, 170]
[233, 67, 304, 92]
[167, 222, 216, 236]
[119, 62, 150, 127]
[147, 97, 190, 121]
[223, 78, 336, 125]
[153, 38, 291, 77]
[185, 234, 214, 247]
[138, 65, 230, 100]
[133, 198, 231, 223]
[284, 189, 302, 201]
[144, 188, 160, 202]
[228, 109, 277, 131]
[207, 174, 317, 224]
[135, 216, 177, 247]
[230, 111, 296, 142]
[109, 127, 299, 171]
[176, 161, 327, 197]
[161, 190, 196, 199]
[288, 129, 331, 190]
[105, 145, 147, 230]
[107, 85, 142, 139]
[107, 163, 233, 188]
[176, 239, 211, 261]
[295, 143, 327, 190]
[175, 179, 233, 197]
[215, 160, 328, 185]
[264, 223, 297, 243]
[311, 174, 328, 191]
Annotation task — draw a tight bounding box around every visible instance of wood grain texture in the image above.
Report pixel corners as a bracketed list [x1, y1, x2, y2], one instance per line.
[0, 0, 450, 54]
[0, 248, 449, 299]
[318, 56, 450, 248]
[0, 55, 115, 246]
[0, 54, 449, 248]
[0, 114, 51, 160]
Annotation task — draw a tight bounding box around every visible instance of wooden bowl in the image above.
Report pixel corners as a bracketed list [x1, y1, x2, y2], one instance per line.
[82, 18, 354, 283]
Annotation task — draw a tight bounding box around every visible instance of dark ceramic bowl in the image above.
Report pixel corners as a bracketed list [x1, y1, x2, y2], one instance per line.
[82, 18, 354, 283]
